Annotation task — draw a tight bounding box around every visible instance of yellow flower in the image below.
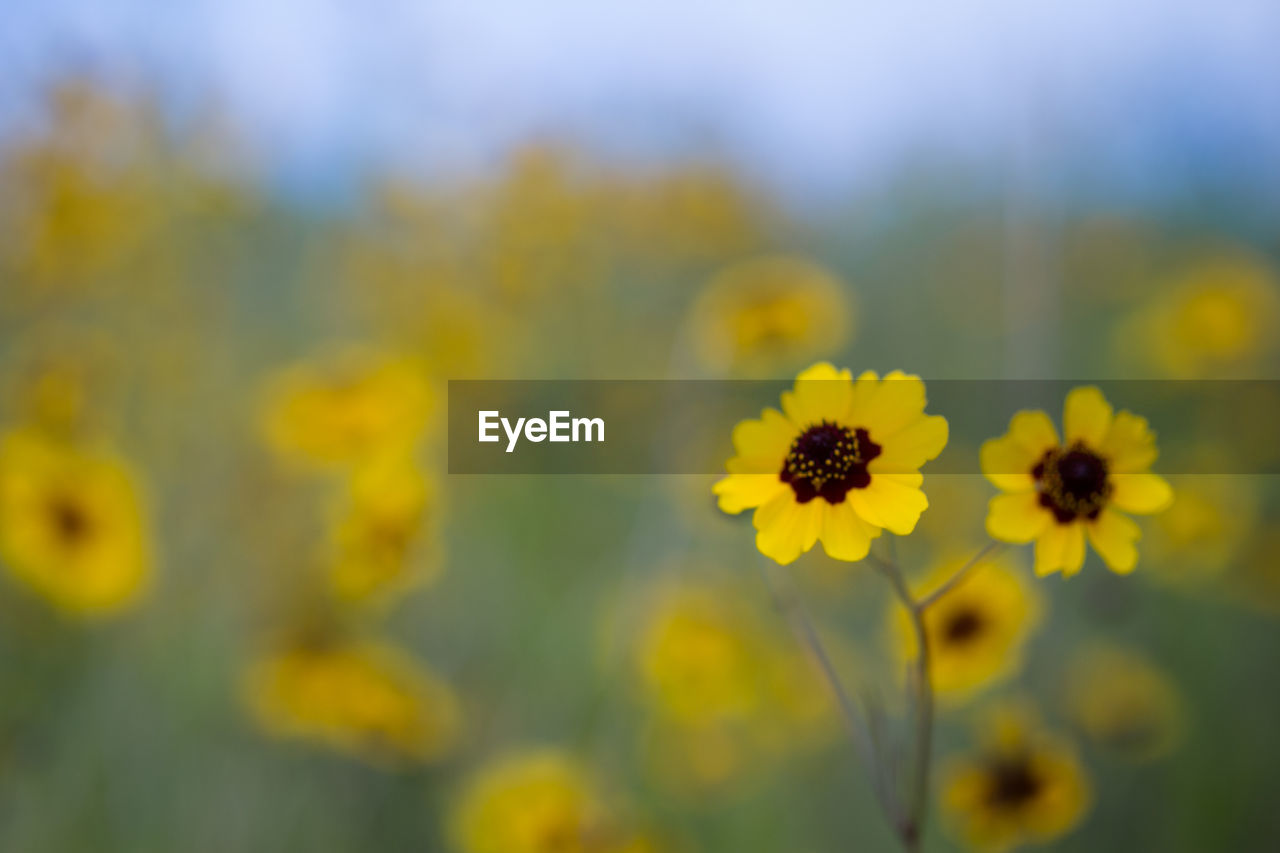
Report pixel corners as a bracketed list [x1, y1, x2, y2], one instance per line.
[603, 164, 765, 263]
[1064, 644, 1185, 763]
[245, 639, 460, 765]
[481, 147, 600, 300]
[1126, 255, 1278, 378]
[1144, 474, 1256, 587]
[981, 387, 1173, 577]
[0, 428, 151, 617]
[328, 457, 440, 603]
[636, 582, 765, 726]
[260, 349, 432, 469]
[5, 328, 119, 440]
[941, 705, 1091, 852]
[452, 750, 652, 853]
[688, 256, 853, 375]
[0, 82, 163, 293]
[892, 556, 1041, 702]
[624, 576, 837, 790]
[714, 362, 949, 565]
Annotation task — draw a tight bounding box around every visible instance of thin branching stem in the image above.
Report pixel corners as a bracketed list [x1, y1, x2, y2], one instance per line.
[867, 538, 1005, 852]
[756, 556, 904, 830]
[871, 548, 929, 852]
[915, 541, 1004, 611]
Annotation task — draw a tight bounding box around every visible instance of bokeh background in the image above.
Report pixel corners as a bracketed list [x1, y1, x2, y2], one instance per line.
[1, 2, 1279, 851]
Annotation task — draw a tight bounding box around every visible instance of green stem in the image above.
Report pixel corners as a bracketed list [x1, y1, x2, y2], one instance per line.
[871, 538, 1003, 852]
[874, 552, 932, 852]
[756, 557, 903, 832]
[915, 541, 1003, 610]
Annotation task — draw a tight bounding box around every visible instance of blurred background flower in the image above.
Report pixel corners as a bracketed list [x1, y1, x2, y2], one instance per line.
[892, 555, 1042, 704]
[940, 702, 1091, 852]
[1062, 643, 1186, 764]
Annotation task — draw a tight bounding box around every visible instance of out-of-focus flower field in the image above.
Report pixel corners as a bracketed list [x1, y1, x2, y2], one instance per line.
[1, 79, 1278, 853]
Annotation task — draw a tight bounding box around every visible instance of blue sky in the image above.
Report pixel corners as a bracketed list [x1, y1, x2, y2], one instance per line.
[4, 0, 1278, 201]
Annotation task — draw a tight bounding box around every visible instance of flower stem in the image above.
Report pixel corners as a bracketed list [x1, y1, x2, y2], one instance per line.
[756, 556, 903, 832]
[915, 541, 1004, 610]
[872, 551, 931, 851]
[871, 538, 1004, 852]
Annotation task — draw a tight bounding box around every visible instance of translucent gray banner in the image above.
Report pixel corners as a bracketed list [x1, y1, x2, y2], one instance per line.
[447, 380, 1280, 475]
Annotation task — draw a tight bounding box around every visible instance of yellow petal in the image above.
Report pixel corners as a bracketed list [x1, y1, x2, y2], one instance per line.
[982, 410, 1059, 491]
[1064, 386, 1113, 447]
[1088, 508, 1141, 574]
[849, 371, 928, 438]
[1033, 522, 1072, 577]
[850, 474, 929, 535]
[869, 414, 949, 474]
[980, 434, 1038, 492]
[1109, 473, 1173, 515]
[818, 500, 876, 561]
[986, 492, 1051, 543]
[1008, 409, 1061, 454]
[753, 491, 822, 565]
[713, 474, 788, 514]
[1060, 523, 1087, 577]
[1100, 410, 1158, 473]
[728, 407, 797, 468]
[780, 362, 853, 427]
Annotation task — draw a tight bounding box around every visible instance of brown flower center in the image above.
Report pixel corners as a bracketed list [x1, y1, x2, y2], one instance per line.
[780, 421, 881, 504]
[48, 495, 92, 547]
[942, 607, 985, 645]
[985, 756, 1043, 810]
[1033, 442, 1111, 523]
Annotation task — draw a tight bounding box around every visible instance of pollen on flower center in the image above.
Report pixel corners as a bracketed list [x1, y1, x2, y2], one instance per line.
[780, 421, 881, 505]
[1033, 443, 1111, 523]
[986, 757, 1043, 810]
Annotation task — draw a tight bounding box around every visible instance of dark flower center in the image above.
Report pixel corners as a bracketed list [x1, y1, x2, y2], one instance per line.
[986, 756, 1043, 810]
[942, 607, 985, 644]
[49, 496, 92, 547]
[1033, 442, 1111, 523]
[780, 421, 881, 504]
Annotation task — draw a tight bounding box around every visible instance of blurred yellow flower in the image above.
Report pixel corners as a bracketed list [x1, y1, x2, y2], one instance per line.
[981, 387, 1172, 577]
[0, 428, 151, 617]
[1064, 644, 1185, 763]
[0, 83, 163, 293]
[636, 583, 764, 726]
[1125, 255, 1278, 377]
[452, 750, 654, 853]
[3, 328, 120, 440]
[617, 575, 836, 791]
[715, 362, 948, 565]
[327, 457, 439, 603]
[1143, 475, 1257, 587]
[688, 256, 852, 375]
[941, 704, 1091, 852]
[246, 639, 460, 765]
[604, 164, 766, 264]
[260, 349, 432, 469]
[482, 147, 601, 299]
[892, 556, 1041, 702]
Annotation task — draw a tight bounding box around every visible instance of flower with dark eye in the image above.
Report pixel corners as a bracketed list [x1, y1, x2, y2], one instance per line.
[714, 362, 948, 565]
[981, 387, 1172, 577]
